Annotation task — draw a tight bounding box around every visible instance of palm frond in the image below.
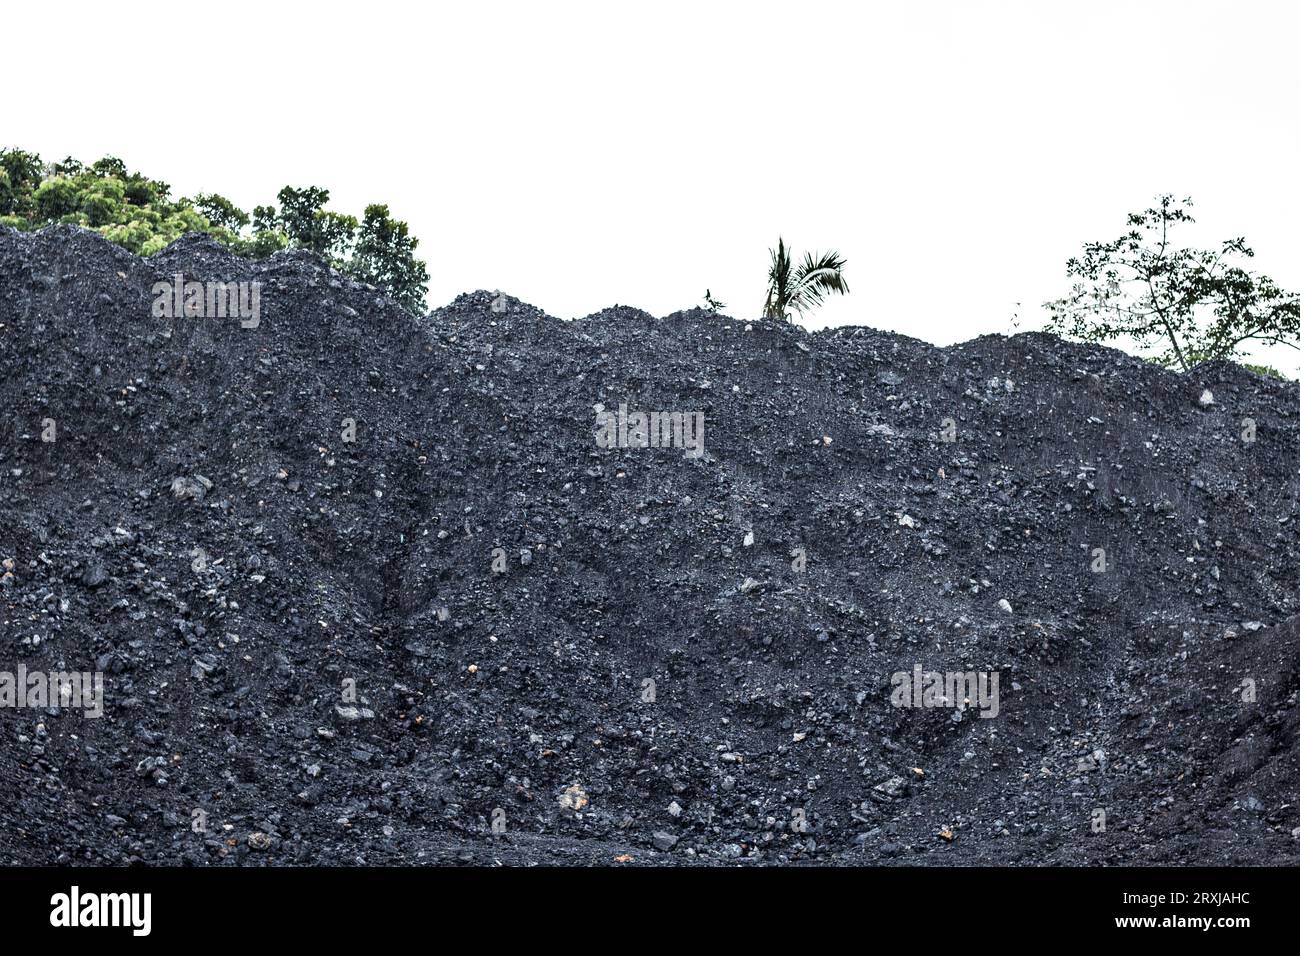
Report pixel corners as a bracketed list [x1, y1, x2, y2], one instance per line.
[764, 240, 849, 320]
[787, 250, 849, 315]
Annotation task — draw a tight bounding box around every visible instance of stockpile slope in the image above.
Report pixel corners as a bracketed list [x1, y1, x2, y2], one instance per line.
[0, 226, 1296, 865]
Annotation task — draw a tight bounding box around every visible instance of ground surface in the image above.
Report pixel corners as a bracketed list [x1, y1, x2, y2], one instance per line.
[1, 225, 1297, 865]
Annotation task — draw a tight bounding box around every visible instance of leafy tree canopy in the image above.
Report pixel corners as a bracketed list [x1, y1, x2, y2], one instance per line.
[1046, 195, 1300, 373]
[348, 204, 431, 315]
[0, 147, 430, 313]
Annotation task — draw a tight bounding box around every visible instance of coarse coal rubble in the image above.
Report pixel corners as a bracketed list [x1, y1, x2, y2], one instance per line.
[1, 223, 1297, 866]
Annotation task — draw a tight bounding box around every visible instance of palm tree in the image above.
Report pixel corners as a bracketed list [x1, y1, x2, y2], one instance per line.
[763, 237, 850, 321]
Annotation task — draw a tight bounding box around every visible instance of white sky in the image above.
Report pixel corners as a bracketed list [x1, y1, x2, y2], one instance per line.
[7, 0, 1300, 369]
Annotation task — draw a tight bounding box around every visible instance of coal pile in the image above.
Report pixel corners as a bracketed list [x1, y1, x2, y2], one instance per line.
[1, 224, 1298, 866]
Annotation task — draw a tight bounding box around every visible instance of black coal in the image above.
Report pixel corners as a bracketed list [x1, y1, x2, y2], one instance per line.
[1, 224, 1297, 865]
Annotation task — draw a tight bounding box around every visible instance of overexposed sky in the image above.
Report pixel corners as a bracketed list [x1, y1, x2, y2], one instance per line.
[6, 0, 1300, 367]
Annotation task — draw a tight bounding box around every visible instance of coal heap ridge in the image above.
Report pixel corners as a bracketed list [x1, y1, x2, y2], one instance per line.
[1, 224, 1298, 866]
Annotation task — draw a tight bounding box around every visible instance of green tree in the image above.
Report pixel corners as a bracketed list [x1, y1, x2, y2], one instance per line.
[763, 237, 849, 321]
[51, 156, 84, 176]
[0, 148, 44, 218]
[123, 171, 167, 207]
[1, 148, 431, 312]
[33, 177, 80, 220]
[274, 186, 357, 262]
[3, 150, 221, 255]
[78, 176, 127, 226]
[90, 156, 128, 179]
[1046, 195, 1300, 371]
[244, 203, 290, 257]
[347, 204, 430, 313]
[194, 193, 251, 232]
